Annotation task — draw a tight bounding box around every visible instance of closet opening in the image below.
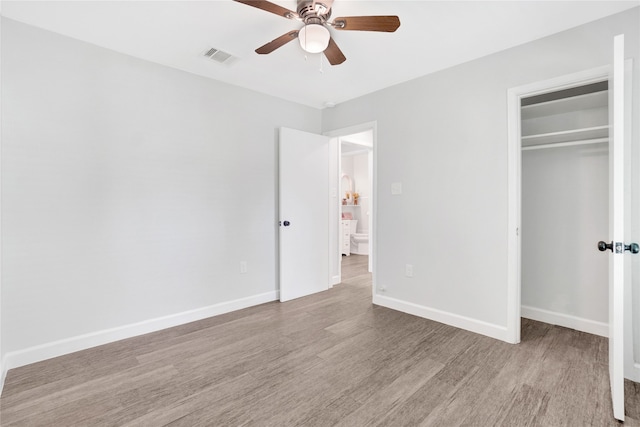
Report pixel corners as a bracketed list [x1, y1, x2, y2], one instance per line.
[520, 79, 609, 337]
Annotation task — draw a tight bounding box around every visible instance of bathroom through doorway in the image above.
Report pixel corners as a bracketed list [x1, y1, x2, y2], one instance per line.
[325, 123, 376, 292]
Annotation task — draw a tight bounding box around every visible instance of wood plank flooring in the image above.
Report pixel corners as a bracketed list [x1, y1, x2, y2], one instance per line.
[1, 254, 639, 426]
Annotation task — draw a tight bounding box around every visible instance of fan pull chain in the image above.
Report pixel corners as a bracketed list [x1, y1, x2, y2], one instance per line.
[319, 54, 324, 73]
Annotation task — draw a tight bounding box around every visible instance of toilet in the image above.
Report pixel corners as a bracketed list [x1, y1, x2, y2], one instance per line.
[350, 233, 369, 255]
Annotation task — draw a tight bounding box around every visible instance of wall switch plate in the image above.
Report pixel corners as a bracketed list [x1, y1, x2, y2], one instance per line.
[391, 182, 402, 195]
[240, 261, 247, 274]
[405, 264, 413, 277]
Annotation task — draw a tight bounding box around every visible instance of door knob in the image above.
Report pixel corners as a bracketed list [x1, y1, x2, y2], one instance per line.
[283, 220, 291, 227]
[598, 240, 639, 254]
[598, 241, 613, 252]
[626, 243, 640, 254]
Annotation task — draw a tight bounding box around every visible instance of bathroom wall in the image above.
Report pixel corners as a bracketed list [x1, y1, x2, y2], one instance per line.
[341, 151, 370, 234]
[352, 153, 370, 234]
[341, 155, 354, 203]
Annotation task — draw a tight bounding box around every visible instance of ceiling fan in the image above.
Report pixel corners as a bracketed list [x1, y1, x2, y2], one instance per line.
[233, 0, 400, 65]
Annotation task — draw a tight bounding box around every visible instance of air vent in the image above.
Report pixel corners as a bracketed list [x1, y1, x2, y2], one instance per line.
[202, 47, 236, 65]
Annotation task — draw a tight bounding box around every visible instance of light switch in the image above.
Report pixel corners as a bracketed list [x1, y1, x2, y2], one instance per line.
[391, 182, 402, 195]
[405, 264, 413, 277]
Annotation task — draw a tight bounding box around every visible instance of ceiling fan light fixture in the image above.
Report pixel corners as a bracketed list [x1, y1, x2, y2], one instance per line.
[298, 24, 330, 53]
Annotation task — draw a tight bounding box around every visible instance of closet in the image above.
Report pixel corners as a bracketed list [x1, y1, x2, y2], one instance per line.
[521, 81, 610, 334]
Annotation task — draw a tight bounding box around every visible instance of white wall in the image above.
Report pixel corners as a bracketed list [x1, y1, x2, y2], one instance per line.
[1, 18, 321, 370]
[0, 1, 4, 394]
[521, 143, 609, 330]
[322, 7, 640, 374]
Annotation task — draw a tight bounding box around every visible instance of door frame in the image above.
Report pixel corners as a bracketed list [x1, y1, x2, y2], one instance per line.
[324, 122, 377, 292]
[506, 65, 611, 344]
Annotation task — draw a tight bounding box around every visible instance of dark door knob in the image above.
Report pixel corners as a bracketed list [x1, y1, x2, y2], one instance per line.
[626, 243, 640, 254]
[598, 241, 639, 253]
[283, 220, 291, 227]
[598, 241, 613, 252]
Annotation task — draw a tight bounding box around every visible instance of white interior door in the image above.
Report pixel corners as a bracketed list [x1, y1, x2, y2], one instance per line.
[279, 127, 329, 302]
[608, 33, 626, 422]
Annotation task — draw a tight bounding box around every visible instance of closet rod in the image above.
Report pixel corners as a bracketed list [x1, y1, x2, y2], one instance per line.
[521, 137, 609, 151]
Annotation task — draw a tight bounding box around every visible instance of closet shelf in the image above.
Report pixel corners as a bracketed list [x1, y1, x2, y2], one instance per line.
[521, 125, 609, 147]
[521, 90, 608, 120]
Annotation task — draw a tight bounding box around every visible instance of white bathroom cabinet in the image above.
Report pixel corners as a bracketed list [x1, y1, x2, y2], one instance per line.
[341, 220, 357, 256]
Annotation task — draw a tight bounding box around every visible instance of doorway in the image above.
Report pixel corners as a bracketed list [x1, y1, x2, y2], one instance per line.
[324, 122, 376, 293]
[340, 136, 372, 259]
[520, 80, 609, 337]
[506, 66, 612, 344]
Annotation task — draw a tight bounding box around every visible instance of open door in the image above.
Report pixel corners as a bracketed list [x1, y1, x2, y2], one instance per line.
[598, 33, 638, 422]
[608, 33, 625, 422]
[279, 127, 330, 302]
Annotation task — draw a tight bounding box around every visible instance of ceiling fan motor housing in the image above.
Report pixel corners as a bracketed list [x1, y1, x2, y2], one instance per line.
[297, 0, 332, 24]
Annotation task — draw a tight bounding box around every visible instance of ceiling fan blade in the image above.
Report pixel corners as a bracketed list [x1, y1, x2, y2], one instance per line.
[333, 16, 400, 32]
[256, 31, 299, 54]
[324, 37, 346, 65]
[233, 0, 298, 19]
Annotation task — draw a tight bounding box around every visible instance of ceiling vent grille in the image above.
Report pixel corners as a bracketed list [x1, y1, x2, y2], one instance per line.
[202, 47, 236, 65]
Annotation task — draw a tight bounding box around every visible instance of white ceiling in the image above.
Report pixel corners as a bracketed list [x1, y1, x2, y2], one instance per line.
[3, 1, 638, 109]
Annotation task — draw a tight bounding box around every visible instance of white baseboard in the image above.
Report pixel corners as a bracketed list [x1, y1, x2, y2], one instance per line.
[331, 275, 341, 286]
[0, 357, 6, 397]
[351, 250, 369, 256]
[2, 291, 279, 376]
[629, 363, 640, 383]
[372, 294, 509, 342]
[521, 305, 608, 337]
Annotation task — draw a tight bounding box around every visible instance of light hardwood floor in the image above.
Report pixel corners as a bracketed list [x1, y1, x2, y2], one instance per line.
[1, 254, 639, 426]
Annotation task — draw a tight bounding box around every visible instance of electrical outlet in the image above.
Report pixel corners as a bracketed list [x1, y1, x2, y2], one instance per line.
[405, 264, 413, 277]
[240, 261, 247, 274]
